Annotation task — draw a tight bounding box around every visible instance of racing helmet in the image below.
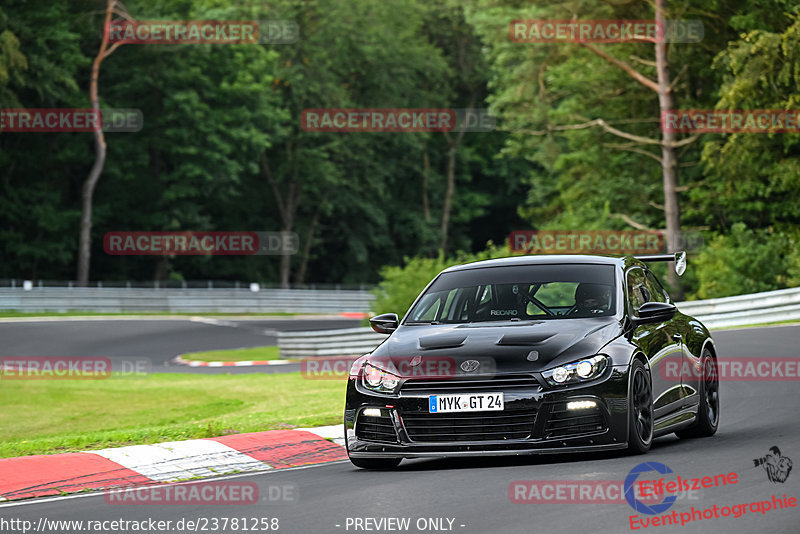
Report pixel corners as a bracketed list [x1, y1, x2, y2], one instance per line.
[574, 283, 612, 310]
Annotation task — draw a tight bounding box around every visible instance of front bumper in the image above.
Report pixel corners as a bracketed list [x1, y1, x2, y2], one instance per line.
[344, 366, 630, 458]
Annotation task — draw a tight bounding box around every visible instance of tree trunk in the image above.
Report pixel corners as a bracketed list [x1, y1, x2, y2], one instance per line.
[654, 0, 682, 296]
[154, 256, 169, 282]
[76, 0, 118, 286]
[438, 95, 475, 254]
[439, 144, 457, 252]
[294, 192, 326, 285]
[77, 126, 106, 286]
[422, 147, 431, 222]
[260, 150, 299, 289]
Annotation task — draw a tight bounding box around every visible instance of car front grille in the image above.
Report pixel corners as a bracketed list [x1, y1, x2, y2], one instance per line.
[401, 410, 536, 442]
[544, 402, 606, 439]
[355, 412, 398, 443]
[400, 374, 539, 394]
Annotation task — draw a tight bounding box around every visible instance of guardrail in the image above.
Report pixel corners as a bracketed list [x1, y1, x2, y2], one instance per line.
[0, 287, 375, 314]
[676, 286, 800, 329]
[277, 286, 800, 358]
[277, 328, 387, 358]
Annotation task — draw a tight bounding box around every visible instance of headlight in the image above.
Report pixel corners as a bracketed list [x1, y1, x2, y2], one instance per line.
[542, 355, 608, 386]
[361, 362, 401, 394]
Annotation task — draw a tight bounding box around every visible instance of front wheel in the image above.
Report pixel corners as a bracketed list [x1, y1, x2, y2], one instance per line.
[676, 349, 719, 439]
[348, 457, 402, 470]
[627, 359, 653, 454]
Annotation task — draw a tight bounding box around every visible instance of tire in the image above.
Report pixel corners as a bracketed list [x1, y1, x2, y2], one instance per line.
[676, 348, 719, 439]
[348, 456, 402, 470]
[627, 358, 653, 454]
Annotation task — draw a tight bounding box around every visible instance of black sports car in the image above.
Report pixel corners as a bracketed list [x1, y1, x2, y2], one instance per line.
[344, 253, 719, 469]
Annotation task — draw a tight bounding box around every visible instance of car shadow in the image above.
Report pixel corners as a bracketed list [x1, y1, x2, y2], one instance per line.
[379, 434, 702, 472]
[393, 449, 624, 472]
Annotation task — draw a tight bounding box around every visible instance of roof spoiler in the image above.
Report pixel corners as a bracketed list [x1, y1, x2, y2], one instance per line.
[633, 251, 687, 276]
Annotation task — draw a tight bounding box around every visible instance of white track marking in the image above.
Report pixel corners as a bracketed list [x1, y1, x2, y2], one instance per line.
[88, 439, 270, 482]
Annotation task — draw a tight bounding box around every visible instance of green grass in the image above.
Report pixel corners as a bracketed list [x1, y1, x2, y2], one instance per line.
[0, 311, 308, 318]
[0, 372, 345, 458]
[180, 346, 283, 362]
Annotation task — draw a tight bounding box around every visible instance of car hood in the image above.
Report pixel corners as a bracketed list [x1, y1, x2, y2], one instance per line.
[370, 318, 622, 376]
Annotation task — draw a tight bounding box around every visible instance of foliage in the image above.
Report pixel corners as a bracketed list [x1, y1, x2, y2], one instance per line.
[690, 223, 800, 299]
[0, 0, 798, 300]
[371, 243, 510, 317]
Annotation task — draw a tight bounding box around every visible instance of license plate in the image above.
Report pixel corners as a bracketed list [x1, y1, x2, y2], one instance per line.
[428, 392, 504, 413]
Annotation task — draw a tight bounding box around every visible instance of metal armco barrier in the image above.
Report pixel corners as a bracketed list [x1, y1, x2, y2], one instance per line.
[676, 286, 800, 329]
[0, 287, 375, 314]
[277, 286, 800, 358]
[277, 328, 387, 359]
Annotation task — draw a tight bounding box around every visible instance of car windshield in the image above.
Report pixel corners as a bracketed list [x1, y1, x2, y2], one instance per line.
[406, 264, 616, 323]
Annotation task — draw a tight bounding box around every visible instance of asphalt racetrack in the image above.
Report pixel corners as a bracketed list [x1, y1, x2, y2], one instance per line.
[1, 322, 799, 534]
[0, 317, 359, 374]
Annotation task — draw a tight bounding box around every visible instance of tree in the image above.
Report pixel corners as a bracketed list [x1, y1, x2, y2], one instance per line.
[76, 0, 127, 285]
[465, 0, 707, 296]
[694, 11, 800, 231]
[0, 1, 88, 280]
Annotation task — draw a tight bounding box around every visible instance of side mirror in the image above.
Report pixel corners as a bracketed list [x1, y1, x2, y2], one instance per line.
[634, 301, 677, 325]
[369, 313, 399, 334]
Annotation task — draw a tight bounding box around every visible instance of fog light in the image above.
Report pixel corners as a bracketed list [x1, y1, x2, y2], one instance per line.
[567, 400, 597, 410]
[362, 408, 383, 417]
[552, 367, 569, 383]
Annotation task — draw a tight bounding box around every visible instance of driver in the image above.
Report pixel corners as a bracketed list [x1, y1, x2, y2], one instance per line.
[573, 283, 612, 315]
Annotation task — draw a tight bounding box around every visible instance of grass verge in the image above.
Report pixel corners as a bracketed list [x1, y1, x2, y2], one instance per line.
[0, 372, 344, 458]
[180, 346, 283, 362]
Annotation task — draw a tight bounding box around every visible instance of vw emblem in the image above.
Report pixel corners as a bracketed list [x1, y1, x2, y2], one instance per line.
[460, 360, 480, 372]
[410, 355, 422, 367]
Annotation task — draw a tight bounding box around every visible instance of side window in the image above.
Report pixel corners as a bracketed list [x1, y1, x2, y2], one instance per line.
[645, 270, 670, 303]
[626, 268, 648, 313]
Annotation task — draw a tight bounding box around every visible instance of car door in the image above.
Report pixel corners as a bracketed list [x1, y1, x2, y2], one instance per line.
[644, 269, 698, 407]
[626, 267, 685, 419]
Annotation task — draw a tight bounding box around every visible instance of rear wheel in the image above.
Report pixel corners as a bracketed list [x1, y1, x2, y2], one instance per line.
[348, 457, 402, 470]
[627, 359, 653, 454]
[676, 349, 719, 438]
